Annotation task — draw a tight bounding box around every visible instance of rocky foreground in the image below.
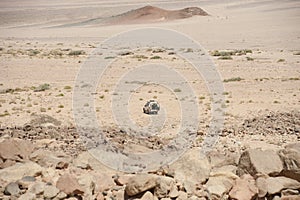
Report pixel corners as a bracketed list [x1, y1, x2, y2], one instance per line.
[0, 137, 299, 199]
[0, 111, 300, 200]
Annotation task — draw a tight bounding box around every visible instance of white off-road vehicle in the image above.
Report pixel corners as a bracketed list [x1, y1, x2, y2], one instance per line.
[143, 100, 160, 114]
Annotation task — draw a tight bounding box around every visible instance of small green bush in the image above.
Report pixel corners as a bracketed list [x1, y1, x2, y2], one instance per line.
[132, 55, 148, 59]
[211, 49, 252, 57]
[293, 51, 300, 55]
[34, 83, 50, 92]
[68, 50, 85, 56]
[28, 49, 40, 56]
[64, 86, 72, 90]
[224, 77, 243, 82]
[174, 88, 181, 92]
[150, 56, 162, 59]
[104, 56, 115, 59]
[0, 110, 9, 117]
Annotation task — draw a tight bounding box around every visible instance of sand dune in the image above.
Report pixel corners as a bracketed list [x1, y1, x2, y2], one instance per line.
[105, 5, 208, 25]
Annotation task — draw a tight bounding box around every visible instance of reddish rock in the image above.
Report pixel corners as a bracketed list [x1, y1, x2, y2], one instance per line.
[94, 173, 115, 193]
[229, 174, 258, 200]
[0, 139, 34, 165]
[56, 173, 84, 196]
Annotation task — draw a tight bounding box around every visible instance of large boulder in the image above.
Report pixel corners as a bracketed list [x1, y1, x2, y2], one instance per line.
[56, 173, 84, 196]
[279, 143, 300, 181]
[154, 176, 175, 198]
[266, 176, 300, 195]
[170, 148, 211, 193]
[238, 148, 283, 176]
[125, 174, 158, 196]
[0, 162, 43, 182]
[205, 171, 237, 199]
[229, 174, 258, 200]
[0, 139, 35, 168]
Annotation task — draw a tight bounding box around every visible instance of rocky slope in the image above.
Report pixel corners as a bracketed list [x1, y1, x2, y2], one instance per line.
[0, 111, 299, 200]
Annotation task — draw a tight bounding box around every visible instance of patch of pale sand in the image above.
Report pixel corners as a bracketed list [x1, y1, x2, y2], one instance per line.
[93, 50, 211, 138]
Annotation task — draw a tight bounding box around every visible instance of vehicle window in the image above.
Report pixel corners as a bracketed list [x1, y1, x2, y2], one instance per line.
[151, 103, 158, 110]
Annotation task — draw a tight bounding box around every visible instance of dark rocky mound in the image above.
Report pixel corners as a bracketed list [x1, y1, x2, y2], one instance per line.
[106, 5, 209, 25]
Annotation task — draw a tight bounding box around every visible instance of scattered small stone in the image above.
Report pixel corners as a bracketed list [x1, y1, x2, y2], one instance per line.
[18, 176, 36, 189]
[18, 192, 36, 200]
[55, 191, 67, 199]
[168, 184, 179, 198]
[256, 177, 268, 198]
[4, 182, 20, 196]
[43, 185, 59, 199]
[281, 195, 300, 200]
[56, 161, 69, 169]
[177, 191, 188, 200]
[141, 191, 154, 200]
[281, 188, 299, 196]
[28, 181, 45, 195]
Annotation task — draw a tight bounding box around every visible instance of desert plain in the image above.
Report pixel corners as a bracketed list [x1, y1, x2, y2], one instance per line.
[0, 0, 300, 199]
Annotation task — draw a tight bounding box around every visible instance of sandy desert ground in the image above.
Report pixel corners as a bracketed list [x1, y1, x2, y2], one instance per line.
[0, 0, 299, 136]
[0, 0, 300, 199]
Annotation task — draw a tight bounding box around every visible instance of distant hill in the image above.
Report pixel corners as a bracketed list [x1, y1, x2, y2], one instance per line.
[105, 5, 209, 25]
